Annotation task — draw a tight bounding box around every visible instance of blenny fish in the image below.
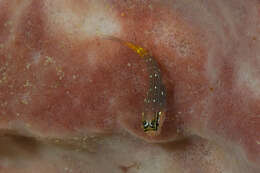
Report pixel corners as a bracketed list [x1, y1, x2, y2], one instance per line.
[102, 36, 167, 136]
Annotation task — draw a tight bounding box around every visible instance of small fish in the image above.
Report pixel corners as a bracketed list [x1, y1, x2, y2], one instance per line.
[102, 35, 167, 136]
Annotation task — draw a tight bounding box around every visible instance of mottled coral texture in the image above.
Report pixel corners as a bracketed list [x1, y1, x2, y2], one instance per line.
[0, 0, 259, 173]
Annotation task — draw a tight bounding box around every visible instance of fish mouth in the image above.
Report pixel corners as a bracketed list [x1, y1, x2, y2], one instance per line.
[142, 121, 162, 137]
[142, 113, 161, 132]
[142, 111, 166, 136]
[142, 120, 159, 132]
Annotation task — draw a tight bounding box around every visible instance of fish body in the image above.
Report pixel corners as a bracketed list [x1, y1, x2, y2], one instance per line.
[142, 54, 166, 136]
[102, 36, 167, 136]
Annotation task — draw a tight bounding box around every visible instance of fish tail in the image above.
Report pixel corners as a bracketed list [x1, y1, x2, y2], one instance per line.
[100, 35, 149, 58]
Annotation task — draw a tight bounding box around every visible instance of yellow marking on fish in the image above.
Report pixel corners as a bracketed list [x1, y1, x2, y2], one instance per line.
[124, 42, 149, 58]
[99, 35, 149, 58]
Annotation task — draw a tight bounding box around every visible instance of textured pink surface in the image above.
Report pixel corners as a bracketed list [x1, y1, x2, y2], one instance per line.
[0, 0, 259, 172]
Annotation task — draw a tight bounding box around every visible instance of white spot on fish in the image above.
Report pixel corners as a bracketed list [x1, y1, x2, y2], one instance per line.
[161, 91, 164, 96]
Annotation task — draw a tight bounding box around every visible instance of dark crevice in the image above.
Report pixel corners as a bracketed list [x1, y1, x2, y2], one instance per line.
[0, 131, 40, 160]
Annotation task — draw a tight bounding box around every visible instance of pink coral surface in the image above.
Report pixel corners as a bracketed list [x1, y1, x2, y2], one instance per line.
[0, 0, 259, 173]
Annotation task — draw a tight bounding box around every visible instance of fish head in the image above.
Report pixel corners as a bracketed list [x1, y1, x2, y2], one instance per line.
[141, 111, 165, 136]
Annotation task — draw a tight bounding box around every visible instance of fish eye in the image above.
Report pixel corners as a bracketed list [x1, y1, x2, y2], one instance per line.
[149, 121, 154, 128]
[143, 121, 149, 128]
